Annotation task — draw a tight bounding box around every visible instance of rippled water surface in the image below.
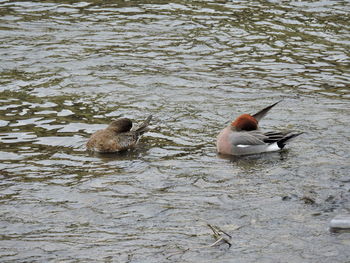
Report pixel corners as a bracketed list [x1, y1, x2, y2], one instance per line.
[1, 0, 350, 262]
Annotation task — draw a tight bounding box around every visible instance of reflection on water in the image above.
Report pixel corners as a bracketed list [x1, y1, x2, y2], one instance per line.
[0, 0, 350, 262]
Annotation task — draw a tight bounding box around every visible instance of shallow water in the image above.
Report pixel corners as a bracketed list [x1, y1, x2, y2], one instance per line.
[1, 0, 350, 262]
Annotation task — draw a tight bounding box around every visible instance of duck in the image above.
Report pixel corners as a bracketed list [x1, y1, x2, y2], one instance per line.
[216, 101, 302, 156]
[87, 115, 152, 153]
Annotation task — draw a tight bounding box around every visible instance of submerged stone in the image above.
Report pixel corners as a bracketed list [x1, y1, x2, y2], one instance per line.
[329, 215, 350, 232]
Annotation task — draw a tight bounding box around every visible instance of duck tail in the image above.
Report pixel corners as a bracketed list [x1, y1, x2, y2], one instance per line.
[135, 115, 152, 135]
[277, 132, 303, 149]
[252, 100, 283, 122]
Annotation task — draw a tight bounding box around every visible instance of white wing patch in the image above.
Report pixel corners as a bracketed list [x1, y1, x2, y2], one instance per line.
[237, 145, 250, 148]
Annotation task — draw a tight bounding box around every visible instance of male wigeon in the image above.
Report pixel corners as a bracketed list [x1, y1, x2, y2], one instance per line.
[216, 101, 302, 156]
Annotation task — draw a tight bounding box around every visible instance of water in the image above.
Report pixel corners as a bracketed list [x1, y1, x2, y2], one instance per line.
[1, 0, 350, 262]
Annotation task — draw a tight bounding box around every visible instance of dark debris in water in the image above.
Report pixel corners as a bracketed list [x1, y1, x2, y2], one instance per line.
[301, 196, 316, 205]
[282, 190, 350, 215]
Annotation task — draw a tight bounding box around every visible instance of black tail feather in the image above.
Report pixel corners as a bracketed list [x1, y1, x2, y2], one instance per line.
[277, 132, 303, 149]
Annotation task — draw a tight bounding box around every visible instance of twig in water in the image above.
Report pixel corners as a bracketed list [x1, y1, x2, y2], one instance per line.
[167, 223, 234, 259]
[207, 223, 232, 248]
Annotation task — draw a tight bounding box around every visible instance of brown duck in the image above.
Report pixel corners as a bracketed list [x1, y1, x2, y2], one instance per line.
[86, 115, 152, 153]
